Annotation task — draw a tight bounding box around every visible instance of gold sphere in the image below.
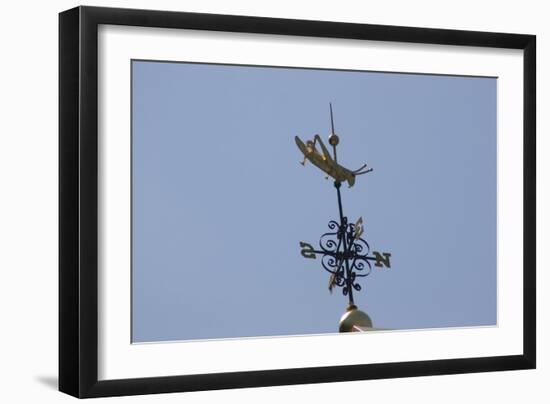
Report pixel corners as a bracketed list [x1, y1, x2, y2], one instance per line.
[339, 304, 373, 332]
[328, 134, 339, 146]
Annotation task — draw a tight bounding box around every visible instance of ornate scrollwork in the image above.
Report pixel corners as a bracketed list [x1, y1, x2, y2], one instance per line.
[316, 217, 372, 298]
[320, 254, 339, 274]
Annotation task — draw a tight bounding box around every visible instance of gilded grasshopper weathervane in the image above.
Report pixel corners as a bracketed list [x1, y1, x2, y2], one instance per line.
[295, 134, 372, 188]
[297, 104, 392, 308]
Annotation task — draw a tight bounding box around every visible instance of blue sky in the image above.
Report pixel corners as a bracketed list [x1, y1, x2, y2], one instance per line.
[131, 60, 497, 342]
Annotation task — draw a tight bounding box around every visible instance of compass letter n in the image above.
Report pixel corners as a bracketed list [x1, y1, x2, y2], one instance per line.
[373, 251, 391, 268]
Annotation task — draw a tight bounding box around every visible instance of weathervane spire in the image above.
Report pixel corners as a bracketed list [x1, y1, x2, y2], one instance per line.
[329, 102, 335, 135]
[328, 102, 338, 163]
[296, 104, 392, 330]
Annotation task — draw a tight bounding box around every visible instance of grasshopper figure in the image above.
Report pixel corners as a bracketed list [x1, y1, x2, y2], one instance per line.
[295, 134, 371, 187]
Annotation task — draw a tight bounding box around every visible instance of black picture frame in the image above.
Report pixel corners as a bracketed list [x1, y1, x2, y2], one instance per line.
[59, 5, 536, 398]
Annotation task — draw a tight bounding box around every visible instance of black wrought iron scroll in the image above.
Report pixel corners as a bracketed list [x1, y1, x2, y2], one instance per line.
[300, 181, 388, 305]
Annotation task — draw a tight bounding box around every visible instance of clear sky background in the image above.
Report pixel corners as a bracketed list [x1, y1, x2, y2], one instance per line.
[131, 60, 496, 343]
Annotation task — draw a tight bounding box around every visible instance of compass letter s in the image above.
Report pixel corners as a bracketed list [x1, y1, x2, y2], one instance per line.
[300, 242, 317, 259]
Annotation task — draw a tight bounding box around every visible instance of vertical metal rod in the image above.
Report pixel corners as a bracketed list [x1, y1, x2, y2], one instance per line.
[335, 181, 344, 222]
[335, 181, 354, 305]
[329, 103, 335, 134]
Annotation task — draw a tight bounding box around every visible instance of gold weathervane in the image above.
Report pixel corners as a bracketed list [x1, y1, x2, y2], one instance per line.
[296, 103, 392, 332]
[294, 104, 372, 187]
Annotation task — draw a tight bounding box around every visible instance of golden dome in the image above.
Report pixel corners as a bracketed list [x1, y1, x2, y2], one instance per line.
[339, 304, 373, 332]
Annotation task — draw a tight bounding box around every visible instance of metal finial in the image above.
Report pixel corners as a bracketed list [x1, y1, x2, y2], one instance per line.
[328, 103, 340, 162]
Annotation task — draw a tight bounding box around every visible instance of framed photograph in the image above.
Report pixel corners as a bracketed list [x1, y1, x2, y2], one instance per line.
[59, 6, 536, 398]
